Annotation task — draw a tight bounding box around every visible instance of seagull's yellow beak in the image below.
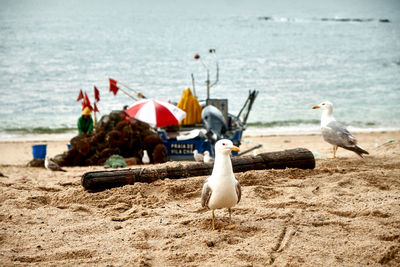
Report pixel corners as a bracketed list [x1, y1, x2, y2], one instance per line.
[312, 105, 320, 109]
[230, 146, 240, 152]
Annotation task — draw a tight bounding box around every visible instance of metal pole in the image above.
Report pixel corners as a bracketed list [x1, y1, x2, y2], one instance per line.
[191, 73, 196, 98]
[206, 69, 210, 99]
[194, 53, 211, 99]
[210, 49, 219, 88]
[199, 58, 210, 99]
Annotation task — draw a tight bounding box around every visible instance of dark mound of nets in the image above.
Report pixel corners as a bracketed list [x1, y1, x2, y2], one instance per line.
[55, 110, 168, 166]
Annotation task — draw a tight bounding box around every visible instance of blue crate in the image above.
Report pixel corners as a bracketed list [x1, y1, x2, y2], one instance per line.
[158, 129, 243, 161]
[158, 131, 211, 160]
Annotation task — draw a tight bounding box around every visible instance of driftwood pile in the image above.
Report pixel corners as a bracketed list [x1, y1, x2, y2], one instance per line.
[55, 111, 168, 166]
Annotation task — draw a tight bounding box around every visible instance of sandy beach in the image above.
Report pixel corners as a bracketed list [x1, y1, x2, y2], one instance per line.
[0, 131, 399, 266]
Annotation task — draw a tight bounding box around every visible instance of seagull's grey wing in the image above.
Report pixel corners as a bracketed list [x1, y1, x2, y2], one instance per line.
[235, 181, 241, 204]
[48, 159, 66, 171]
[201, 179, 212, 208]
[48, 160, 59, 169]
[322, 121, 356, 147]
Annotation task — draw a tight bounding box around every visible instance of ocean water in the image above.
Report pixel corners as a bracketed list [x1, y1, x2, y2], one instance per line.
[1, 0, 399, 140]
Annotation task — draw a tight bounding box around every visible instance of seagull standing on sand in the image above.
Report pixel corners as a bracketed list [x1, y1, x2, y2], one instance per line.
[193, 149, 204, 162]
[203, 151, 214, 163]
[313, 101, 369, 158]
[45, 156, 67, 172]
[201, 139, 241, 230]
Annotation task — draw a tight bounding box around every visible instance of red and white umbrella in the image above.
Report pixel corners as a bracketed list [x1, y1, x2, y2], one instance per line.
[125, 99, 186, 127]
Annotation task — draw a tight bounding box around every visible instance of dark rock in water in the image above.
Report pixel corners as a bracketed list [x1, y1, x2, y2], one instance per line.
[28, 159, 45, 168]
[321, 18, 350, 22]
[352, 18, 373, 22]
[321, 17, 373, 22]
[321, 18, 374, 22]
[337, 18, 351, 22]
[260, 16, 388, 24]
[258, 16, 273, 21]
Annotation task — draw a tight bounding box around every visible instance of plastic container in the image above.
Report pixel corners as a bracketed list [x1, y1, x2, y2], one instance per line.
[32, 144, 47, 159]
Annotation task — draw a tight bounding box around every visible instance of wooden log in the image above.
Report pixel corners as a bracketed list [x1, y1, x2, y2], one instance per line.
[81, 148, 315, 191]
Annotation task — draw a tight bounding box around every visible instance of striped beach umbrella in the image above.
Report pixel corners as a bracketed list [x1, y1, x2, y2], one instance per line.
[125, 99, 186, 128]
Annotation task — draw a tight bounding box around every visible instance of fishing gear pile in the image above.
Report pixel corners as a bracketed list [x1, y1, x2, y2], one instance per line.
[54, 110, 168, 166]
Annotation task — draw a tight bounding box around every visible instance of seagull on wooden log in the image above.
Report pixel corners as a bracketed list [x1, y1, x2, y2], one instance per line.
[193, 149, 204, 162]
[313, 101, 369, 158]
[45, 156, 67, 172]
[201, 139, 241, 230]
[253, 149, 259, 156]
[203, 151, 214, 163]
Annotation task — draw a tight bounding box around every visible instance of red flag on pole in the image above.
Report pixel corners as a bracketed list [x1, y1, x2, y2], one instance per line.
[93, 103, 99, 113]
[76, 89, 84, 102]
[94, 86, 100, 102]
[82, 92, 93, 111]
[109, 78, 119, 96]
